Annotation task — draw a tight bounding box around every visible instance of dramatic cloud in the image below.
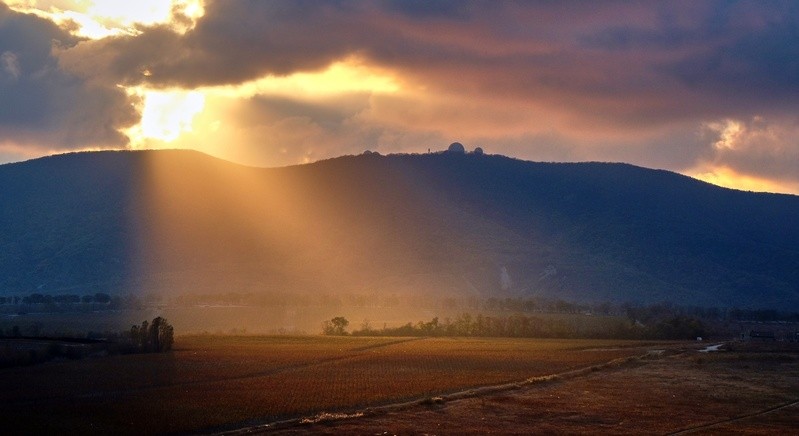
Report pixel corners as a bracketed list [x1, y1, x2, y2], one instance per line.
[694, 116, 799, 185]
[2, 0, 799, 193]
[0, 4, 138, 159]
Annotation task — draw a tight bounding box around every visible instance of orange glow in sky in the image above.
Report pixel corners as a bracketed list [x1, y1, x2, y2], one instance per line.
[2, 1, 798, 196]
[124, 58, 403, 161]
[6, 0, 204, 38]
[128, 89, 205, 144]
[687, 165, 799, 195]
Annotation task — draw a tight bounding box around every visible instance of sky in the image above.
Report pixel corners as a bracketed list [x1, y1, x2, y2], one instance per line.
[1, 0, 798, 194]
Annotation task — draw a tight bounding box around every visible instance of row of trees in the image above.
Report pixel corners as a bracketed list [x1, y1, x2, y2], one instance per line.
[0, 316, 174, 368]
[0, 293, 111, 305]
[129, 317, 174, 352]
[5, 290, 797, 323]
[324, 313, 706, 340]
[0, 317, 175, 350]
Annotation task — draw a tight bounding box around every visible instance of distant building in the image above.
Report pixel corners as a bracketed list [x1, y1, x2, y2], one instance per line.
[447, 142, 465, 153]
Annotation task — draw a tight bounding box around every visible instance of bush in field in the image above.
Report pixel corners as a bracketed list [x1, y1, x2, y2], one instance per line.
[322, 316, 349, 335]
[129, 317, 174, 352]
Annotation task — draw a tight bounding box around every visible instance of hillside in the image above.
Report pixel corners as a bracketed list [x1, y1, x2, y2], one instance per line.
[1, 150, 797, 309]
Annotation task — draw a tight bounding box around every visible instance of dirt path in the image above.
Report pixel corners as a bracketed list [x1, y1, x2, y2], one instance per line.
[217, 349, 661, 435]
[254, 349, 799, 435]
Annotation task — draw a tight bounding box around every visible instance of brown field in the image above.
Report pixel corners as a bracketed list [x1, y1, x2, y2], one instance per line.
[276, 345, 799, 435]
[0, 335, 667, 434]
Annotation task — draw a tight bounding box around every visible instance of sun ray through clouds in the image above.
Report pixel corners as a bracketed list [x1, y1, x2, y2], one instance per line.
[126, 89, 206, 145]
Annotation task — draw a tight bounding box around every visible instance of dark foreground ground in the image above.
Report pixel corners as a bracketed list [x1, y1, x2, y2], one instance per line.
[267, 344, 799, 435]
[0, 336, 664, 434]
[2, 336, 797, 434]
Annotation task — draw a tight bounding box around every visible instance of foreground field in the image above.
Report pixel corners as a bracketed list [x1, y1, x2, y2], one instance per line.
[282, 347, 799, 435]
[1, 335, 663, 434]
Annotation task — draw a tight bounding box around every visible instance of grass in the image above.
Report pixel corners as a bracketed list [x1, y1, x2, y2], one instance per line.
[0, 335, 662, 434]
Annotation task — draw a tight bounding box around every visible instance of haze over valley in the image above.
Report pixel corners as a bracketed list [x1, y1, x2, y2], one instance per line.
[1, 148, 797, 319]
[2, 1, 799, 433]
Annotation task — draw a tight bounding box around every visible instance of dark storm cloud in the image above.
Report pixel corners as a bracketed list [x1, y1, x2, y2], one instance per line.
[667, 23, 799, 109]
[61, 1, 361, 87]
[381, 0, 477, 20]
[65, 0, 799, 120]
[0, 3, 78, 127]
[0, 4, 138, 151]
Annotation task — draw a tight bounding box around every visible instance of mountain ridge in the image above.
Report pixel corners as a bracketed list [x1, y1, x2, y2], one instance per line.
[1, 149, 797, 309]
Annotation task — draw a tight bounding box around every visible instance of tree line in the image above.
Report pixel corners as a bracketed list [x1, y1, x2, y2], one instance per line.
[0, 317, 175, 368]
[324, 312, 706, 340]
[0, 293, 111, 305]
[4, 291, 798, 323]
[128, 317, 174, 353]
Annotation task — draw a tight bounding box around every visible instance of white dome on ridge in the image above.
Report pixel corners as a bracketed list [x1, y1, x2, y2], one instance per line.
[447, 142, 465, 153]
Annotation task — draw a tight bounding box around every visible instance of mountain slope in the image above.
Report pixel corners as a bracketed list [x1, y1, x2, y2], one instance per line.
[1, 150, 797, 309]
